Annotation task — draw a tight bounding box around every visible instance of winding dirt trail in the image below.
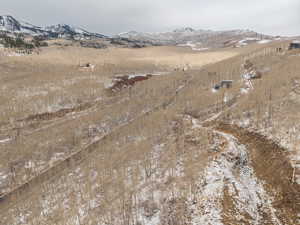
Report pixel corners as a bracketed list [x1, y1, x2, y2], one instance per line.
[215, 123, 300, 224]
[187, 112, 300, 224]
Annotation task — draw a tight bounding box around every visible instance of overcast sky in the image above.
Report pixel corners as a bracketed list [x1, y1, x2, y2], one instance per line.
[1, 0, 299, 36]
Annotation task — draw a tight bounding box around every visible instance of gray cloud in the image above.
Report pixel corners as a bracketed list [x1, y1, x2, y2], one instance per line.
[1, 0, 299, 36]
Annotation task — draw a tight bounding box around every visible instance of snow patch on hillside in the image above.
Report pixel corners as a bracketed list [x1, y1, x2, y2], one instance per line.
[258, 39, 272, 44]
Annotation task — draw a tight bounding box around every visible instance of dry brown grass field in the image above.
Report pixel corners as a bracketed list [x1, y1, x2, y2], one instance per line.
[0, 45, 242, 122]
[0, 40, 299, 225]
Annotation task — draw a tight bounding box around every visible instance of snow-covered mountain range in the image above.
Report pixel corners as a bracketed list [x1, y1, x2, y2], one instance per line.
[0, 15, 106, 39]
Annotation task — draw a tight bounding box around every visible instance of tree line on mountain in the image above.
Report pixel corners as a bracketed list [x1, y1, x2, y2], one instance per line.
[0, 33, 48, 49]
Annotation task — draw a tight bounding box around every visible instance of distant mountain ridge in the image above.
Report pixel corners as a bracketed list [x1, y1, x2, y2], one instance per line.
[0, 15, 276, 49]
[116, 27, 274, 48]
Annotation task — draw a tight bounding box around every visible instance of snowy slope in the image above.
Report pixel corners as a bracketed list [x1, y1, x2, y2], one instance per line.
[0, 15, 21, 32]
[0, 15, 47, 35]
[44, 24, 106, 38]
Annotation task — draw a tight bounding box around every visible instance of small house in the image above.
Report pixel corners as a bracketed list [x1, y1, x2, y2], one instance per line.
[289, 41, 300, 50]
[213, 80, 233, 91]
[220, 80, 233, 88]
